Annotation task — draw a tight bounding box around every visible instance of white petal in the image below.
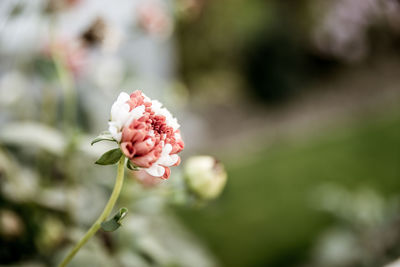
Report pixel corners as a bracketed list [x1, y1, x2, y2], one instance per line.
[151, 100, 163, 110]
[124, 105, 145, 127]
[161, 154, 178, 166]
[117, 92, 130, 103]
[108, 123, 122, 142]
[145, 164, 165, 177]
[154, 144, 178, 167]
[163, 143, 172, 154]
[115, 133, 122, 143]
[169, 154, 179, 165]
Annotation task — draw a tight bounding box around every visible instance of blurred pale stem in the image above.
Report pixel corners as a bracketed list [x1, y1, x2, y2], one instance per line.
[51, 44, 77, 130]
[49, 19, 77, 130]
[41, 85, 57, 126]
[58, 156, 126, 267]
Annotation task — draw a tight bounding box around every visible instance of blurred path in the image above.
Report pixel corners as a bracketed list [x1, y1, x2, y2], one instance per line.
[196, 56, 400, 160]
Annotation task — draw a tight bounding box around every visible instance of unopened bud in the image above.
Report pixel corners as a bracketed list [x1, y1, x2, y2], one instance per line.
[0, 209, 24, 238]
[184, 156, 227, 200]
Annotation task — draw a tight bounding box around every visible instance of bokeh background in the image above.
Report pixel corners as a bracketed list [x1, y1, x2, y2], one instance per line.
[1, 0, 400, 266]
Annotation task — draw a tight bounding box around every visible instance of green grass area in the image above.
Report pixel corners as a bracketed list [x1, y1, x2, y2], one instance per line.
[175, 109, 400, 267]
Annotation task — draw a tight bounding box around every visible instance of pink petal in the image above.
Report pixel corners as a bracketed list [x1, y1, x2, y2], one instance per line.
[120, 142, 136, 158]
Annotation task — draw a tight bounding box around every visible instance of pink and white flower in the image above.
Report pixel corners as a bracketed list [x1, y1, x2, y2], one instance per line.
[108, 90, 184, 179]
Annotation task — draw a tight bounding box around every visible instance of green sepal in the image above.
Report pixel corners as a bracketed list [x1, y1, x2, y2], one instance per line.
[126, 160, 140, 171]
[95, 148, 122, 165]
[91, 131, 116, 146]
[101, 207, 128, 232]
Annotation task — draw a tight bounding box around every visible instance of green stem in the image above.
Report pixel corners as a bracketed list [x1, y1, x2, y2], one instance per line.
[58, 156, 126, 267]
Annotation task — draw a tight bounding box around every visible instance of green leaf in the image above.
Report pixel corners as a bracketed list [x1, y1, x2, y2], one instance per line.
[101, 208, 128, 232]
[100, 218, 120, 232]
[91, 131, 116, 146]
[95, 148, 122, 165]
[126, 160, 140, 171]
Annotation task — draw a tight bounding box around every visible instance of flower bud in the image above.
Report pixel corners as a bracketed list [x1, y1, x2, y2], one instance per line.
[184, 156, 227, 200]
[0, 209, 24, 238]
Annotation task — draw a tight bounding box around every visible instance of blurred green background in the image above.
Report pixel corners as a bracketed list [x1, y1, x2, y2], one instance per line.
[175, 0, 400, 266]
[178, 108, 400, 266]
[1, 0, 400, 266]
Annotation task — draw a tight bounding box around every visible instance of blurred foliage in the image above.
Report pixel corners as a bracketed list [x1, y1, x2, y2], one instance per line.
[177, 0, 323, 103]
[176, 107, 400, 266]
[177, 0, 400, 104]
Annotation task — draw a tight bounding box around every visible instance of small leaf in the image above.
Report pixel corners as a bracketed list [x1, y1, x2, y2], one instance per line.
[95, 148, 122, 165]
[126, 160, 140, 171]
[100, 218, 120, 232]
[101, 208, 128, 232]
[91, 131, 116, 146]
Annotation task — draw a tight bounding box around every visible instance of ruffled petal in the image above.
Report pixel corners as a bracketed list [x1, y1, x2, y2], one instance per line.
[145, 164, 165, 177]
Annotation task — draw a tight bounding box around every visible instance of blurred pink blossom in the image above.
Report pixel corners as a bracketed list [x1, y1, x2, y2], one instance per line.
[136, 1, 173, 38]
[44, 38, 87, 76]
[313, 0, 400, 61]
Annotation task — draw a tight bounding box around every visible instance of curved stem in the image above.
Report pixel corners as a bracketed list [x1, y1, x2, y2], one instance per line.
[58, 156, 126, 267]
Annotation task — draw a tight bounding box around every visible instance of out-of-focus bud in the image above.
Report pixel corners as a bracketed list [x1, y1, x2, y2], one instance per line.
[184, 156, 227, 200]
[36, 217, 65, 251]
[0, 209, 24, 238]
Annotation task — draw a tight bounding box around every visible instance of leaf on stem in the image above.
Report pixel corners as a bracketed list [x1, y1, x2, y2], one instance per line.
[91, 131, 116, 146]
[95, 148, 122, 165]
[101, 207, 128, 232]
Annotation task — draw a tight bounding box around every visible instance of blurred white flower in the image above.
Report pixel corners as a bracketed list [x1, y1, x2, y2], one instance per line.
[313, 228, 360, 266]
[0, 1, 48, 55]
[386, 258, 400, 267]
[0, 71, 27, 106]
[312, 184, 387, 227]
